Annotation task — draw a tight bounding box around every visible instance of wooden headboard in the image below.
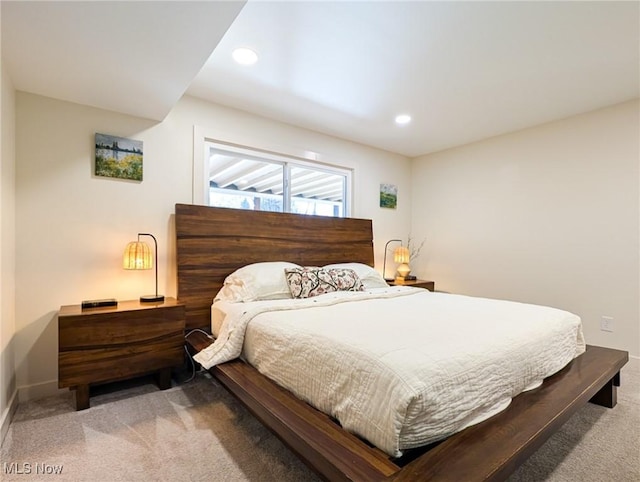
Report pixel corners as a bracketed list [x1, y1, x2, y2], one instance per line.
[175, 203, 374, 330]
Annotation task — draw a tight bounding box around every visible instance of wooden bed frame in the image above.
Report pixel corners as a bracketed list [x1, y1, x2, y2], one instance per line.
[175, 203, 628, 481]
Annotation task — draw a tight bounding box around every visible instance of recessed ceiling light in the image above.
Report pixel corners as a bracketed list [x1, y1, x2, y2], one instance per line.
[395, 114, 411, 125]
[232, 47, 258, 66]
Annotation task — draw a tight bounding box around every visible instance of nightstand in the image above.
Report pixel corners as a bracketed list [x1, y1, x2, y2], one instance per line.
[58, 297, 185, 410]
[387, 279, 435, 291]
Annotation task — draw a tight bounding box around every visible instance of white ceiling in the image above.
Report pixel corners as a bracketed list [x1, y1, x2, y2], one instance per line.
[3, 1, 638, 157]
[1, 1, 245, 120]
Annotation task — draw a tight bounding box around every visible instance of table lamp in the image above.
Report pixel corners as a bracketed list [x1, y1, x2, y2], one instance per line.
[123, 233, 164, 303]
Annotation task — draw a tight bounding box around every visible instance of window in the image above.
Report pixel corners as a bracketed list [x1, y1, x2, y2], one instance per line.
[206, 142, 350, 217]
[209, 154, 284, 212]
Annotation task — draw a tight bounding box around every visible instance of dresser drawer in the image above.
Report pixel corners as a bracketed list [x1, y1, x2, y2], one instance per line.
[59, 334, 184, 387]
[59, 301, 184, 349]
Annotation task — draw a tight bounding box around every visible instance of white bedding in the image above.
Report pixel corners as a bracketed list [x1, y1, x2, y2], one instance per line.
[211, 304, 226, 338]
[194, 287, 585, 457]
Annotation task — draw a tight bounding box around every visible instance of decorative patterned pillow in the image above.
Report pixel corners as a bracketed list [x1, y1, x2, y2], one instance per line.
[330, 268, 365, 292]
[284, 267, 364, 299]
[323, 263, 388, 289]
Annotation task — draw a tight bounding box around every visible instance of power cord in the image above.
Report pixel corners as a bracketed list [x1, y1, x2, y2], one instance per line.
[180, 345, 197, 383]
[186, 328, 214, 339]
[177, 329, 214, 384]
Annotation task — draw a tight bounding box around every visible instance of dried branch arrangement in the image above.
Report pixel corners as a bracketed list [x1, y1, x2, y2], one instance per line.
[407, 236, 426, 261]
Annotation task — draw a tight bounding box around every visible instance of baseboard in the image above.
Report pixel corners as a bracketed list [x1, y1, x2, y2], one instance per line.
[0, 389, 18, 447]
[18, 379, 66, 403]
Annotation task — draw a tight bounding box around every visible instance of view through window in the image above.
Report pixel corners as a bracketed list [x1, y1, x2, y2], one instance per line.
[207, 143, 350, 217]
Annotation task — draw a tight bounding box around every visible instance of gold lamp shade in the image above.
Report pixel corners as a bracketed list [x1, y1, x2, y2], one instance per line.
[123, 241, 153, 270]
[393, 246, 411, 280]
[393, 246, 410, 264]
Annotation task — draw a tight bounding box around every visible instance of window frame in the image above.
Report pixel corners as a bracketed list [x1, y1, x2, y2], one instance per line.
[193, 126, 353, 217]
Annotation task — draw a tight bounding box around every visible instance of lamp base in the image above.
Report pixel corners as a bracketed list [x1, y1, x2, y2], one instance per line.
[140, 294, 165, 303]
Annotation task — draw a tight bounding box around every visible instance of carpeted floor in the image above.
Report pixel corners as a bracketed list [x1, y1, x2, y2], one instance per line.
[1, 362, 638, 481]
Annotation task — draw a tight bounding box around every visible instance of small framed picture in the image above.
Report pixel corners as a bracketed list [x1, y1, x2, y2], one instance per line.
[380, 183, 398, 209]
[95, 133, 143, 181]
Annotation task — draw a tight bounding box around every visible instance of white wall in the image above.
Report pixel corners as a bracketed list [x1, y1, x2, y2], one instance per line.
[14, 93, 411, 398]
[411, 100, 640, 358]
[18, 90, 634, 400]
[1, 51, 18, 438]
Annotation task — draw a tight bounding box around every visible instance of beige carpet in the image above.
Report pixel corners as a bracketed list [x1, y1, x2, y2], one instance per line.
[1, 363, 638, 481]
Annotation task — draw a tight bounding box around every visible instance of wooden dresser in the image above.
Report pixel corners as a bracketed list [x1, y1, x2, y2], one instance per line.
[387, 279, 435, 291]
[58, 297, 185, 410]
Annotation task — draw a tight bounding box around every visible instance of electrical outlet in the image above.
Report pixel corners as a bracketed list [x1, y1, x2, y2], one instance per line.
[601, 316, 614, 332]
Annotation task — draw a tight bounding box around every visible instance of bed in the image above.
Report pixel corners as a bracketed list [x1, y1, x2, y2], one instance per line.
[175, 203, 628, 481]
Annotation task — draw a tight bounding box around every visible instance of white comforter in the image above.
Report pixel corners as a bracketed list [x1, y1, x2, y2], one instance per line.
[194, 287, 585, 457]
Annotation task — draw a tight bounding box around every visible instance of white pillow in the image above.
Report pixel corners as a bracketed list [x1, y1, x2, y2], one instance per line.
[322, 262, 388, 289]
[214, 261, 302, 303]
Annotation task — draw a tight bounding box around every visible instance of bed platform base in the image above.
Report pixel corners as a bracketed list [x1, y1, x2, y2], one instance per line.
[186, 332, 627, 482]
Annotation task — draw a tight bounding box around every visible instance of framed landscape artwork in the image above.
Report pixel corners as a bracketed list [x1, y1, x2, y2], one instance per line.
[95, 133, 143, 181]
[380, 183, 398, 209]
